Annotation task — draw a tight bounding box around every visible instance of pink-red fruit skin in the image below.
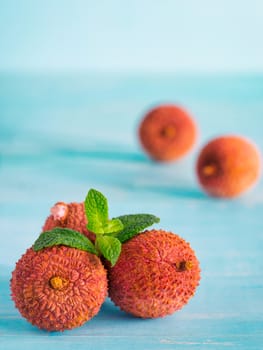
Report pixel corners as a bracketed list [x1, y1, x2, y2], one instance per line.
[138, 104, 197, 162]
[196, 136, 261, 198]
[10, 246, 108, 331]
[43, 202, 95, 242]
[108, 229, 200, 318]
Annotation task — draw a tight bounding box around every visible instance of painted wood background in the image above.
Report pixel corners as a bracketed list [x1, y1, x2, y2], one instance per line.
[1, 74, 263, 349]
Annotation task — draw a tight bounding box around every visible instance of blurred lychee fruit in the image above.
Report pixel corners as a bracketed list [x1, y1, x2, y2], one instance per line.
[196, 135, 261, 198]
[108, 229, 200, 318]
[138, 104, 197, 162]
[43, 202, 95, 241]
[10, 245, 108, 331]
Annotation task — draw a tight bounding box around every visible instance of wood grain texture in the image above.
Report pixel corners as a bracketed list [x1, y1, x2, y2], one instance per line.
[0, 74, 263, 349]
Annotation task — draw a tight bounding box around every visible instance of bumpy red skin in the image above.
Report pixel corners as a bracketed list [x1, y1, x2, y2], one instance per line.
[196, 136, 261, 198]
[108, 230, 200, 318]
[43, 202, 95, 242]
[10, 246, 108, 331]
[138, 105, 197, 162]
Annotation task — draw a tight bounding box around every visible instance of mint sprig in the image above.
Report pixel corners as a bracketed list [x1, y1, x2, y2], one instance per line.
[33, 228, 97, 255]
[34, 188, 160, 266]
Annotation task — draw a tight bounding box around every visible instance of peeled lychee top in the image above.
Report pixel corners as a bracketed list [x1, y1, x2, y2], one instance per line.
[108, 229, 200, 318]
[43, 202, 95, 242]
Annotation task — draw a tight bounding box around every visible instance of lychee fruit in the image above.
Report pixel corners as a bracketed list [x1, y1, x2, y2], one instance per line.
[138, 104, 197, 162]
[107, 229, 200, 318]
[10, 245, 108, 331]
[43, 202, 95, 241]
[196, 135, 261, 198]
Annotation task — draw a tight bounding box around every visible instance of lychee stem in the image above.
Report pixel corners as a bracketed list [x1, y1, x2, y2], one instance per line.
[202, 164, 217, 177]
[161, 125, 176, 139]
[175, 261, 193, 272]
[49, 276, 69, 290]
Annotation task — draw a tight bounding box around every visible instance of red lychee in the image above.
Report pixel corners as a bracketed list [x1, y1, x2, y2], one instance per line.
[107, 229, 200, 318]
[43, 202, 95, 241]
[196, 135, 261, 198]
[10, 245, 108, 331]
[138, 104, 197, 162]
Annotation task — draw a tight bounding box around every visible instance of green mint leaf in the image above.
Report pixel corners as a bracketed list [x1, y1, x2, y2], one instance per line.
[96, 235, 121, 266]
[33, 228, 97, 255]
[85, 189, 109, 234]
[115, 214, 160, 243]
[103, 218, 124, 234]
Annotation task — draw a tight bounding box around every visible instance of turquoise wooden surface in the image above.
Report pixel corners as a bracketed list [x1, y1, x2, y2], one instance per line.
[1, 74, 263, 349]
